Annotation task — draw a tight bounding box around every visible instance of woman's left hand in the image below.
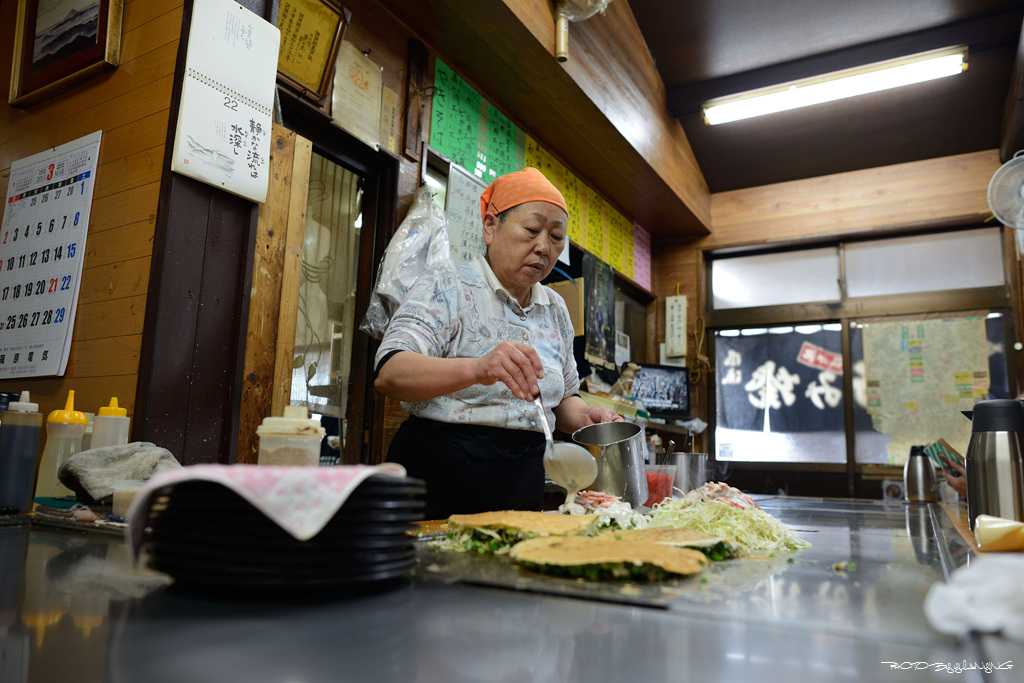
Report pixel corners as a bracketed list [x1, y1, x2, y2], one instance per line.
[554, 396, 623, 434]
[583, 405, 624, 426]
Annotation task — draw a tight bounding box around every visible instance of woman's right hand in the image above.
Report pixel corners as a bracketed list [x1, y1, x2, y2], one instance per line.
[475, 340, 545, 401]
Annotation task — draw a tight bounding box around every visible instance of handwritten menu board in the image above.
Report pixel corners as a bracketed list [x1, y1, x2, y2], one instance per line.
[0, 131, 101, 378]
[430, 58, 648, 289]
[171, 0, 280, 203]
[430, 60, 524, 182]
[445, 164, 488, 263]
[632, 222, 651, 290]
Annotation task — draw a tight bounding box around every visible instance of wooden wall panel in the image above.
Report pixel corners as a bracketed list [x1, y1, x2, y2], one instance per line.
[84, 221, 155, 267]
[72, 295, 147, 340]
[237, 125, 311, 465]
[63, 336, 141, 378]
[91, 181, 161, 231]
[0, 0, 181, 426]
[0, 26, 180, 153]
[708, 150, 999, 248]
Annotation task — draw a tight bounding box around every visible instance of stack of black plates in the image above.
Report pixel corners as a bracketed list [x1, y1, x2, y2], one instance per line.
[140, 475, 426, 592]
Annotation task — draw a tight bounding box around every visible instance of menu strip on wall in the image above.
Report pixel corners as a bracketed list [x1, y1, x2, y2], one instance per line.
[429, 58, 651, 290]
[430, 59, 524, 182]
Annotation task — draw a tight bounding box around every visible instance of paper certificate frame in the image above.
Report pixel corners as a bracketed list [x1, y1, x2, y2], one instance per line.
[331, 40, 383, 150]
[276, 0, 350, 102]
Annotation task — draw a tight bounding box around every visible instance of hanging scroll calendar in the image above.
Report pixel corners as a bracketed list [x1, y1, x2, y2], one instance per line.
[0, 131, 101, 378]
[171, 0, 280, 203]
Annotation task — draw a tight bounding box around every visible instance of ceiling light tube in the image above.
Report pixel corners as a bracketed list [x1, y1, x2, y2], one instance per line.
[703, 46, 968, 125]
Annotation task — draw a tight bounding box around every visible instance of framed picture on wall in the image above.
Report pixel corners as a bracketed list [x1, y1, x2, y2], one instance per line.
[276, 0, 351, 104]
[8, 0, 123, 109]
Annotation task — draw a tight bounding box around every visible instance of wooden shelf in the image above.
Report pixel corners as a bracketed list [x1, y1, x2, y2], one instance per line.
[644, 422, 690, 438]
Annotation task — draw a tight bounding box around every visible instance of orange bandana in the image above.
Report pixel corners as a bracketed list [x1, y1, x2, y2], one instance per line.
[479, 167, 567, 222]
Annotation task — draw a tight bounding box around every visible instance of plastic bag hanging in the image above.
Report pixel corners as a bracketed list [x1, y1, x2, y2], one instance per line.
[360, 185, 451, 339]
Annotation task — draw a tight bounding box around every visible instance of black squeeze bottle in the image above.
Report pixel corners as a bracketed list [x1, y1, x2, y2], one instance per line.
[0, 391, 44, 514]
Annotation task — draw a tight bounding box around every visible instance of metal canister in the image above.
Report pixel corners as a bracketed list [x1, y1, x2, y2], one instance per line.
[903, 445, 939, 502]
[572, 421, 648, 507]
[963, 399, 1024, 530]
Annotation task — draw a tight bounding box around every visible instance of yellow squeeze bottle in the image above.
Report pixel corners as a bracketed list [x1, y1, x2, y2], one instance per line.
[91, 397, 130, 449]
[33, 391, 88, 502]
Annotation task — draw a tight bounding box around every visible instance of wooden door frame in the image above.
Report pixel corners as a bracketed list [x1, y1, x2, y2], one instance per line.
[274, 90, 400, 465]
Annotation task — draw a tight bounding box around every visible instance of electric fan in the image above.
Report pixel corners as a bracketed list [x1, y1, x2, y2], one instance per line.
[988, 150, 1024, 228]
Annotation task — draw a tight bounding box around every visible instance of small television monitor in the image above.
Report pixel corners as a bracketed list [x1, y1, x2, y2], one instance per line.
[630, 363, 690, 420]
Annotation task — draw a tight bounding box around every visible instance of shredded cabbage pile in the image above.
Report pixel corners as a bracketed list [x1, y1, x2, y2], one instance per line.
[648, 498, 810, 551]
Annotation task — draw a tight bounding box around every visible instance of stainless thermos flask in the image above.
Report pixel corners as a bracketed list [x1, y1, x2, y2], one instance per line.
[904, 445, 939, 503]
[963, 399, 1024, 530]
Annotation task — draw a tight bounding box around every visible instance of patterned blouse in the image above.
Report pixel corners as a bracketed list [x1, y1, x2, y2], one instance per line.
[375, 255, 579, 431]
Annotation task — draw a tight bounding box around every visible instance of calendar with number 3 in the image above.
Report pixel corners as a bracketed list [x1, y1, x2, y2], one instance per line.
[0, 131, 101, 379]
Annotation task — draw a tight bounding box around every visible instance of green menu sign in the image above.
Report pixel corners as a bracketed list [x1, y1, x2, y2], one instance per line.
[430, 59, 524, 182]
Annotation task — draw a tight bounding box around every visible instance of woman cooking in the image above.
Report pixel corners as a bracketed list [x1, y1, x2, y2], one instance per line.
[374, 167, 622, 519]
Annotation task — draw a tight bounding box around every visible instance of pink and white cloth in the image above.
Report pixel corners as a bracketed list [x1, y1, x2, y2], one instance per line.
[126, 463, 407, 557]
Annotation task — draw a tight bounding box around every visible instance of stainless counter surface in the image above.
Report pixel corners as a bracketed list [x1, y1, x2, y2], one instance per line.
[0, 497, 1019, 682]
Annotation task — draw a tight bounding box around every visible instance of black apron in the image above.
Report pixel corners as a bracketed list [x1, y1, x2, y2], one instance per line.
[386, 415, 545, 520]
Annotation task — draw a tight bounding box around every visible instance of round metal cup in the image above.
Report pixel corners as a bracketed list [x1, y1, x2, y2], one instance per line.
[669, 452, 708, 497]
[571, 421, 648, 507]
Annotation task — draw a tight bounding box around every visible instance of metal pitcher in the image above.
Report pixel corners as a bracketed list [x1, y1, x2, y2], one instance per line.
[963, 399, 1024, 530]
[904, 445, 939, 502]
[572, 421, 648, 507]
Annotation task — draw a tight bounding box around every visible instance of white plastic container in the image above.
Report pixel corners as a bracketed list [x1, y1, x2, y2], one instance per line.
[256, 406, 324, 466]
[91, 397, 130, 449]
[111, 480, 144, 517]
[80, 412, 95, 451]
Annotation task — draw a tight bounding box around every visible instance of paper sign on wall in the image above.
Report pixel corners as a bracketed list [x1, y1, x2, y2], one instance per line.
[332, 40, 383, 149]
[666, 294, 687, 357]
[445, 164, 488, 263]
[171, 0, 280, 203]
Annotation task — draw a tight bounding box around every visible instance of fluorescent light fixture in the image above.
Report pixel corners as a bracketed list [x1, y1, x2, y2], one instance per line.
[703, 46, 967, 125]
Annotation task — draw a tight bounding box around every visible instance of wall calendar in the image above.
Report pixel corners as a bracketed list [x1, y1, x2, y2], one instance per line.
[171, 0, 280, 203]
[0, 131, 102, 379]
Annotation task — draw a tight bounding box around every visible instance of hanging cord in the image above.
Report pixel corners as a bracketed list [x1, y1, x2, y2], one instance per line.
[688, 315, 712, 385]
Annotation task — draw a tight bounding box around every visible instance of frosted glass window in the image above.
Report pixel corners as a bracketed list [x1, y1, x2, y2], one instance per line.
[711, 247, 840, 309]
[844, 228, 1004, 298]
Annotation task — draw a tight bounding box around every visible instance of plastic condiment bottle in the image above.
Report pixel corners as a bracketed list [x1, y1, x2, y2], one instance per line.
[34, 391, 88, 501]
[256, 406, 325, 466]
[91, 397, 130, 449]
[80, 412, 95, 451]
[0, 391, 44, 514]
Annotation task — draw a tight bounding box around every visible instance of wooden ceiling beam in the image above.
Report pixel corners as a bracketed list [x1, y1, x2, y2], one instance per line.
[374, 0, 711, 237]
[1001, 14, 1024, 161]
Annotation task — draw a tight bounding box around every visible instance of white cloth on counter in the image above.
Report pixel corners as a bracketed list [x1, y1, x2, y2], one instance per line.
[924, 555, 1024, 643]
[58, 442, 182, 502]
[125, 463, 407, 557]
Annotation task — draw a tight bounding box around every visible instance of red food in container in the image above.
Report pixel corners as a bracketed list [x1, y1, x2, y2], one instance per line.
[644, 470, 674, 507]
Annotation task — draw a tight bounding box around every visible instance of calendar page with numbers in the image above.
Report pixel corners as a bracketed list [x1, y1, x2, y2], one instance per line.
[0, 130, 101, 378]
